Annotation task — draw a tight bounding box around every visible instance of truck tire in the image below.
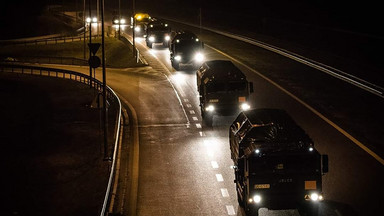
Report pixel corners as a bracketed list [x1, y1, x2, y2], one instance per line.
[298, 203, 319, 216]
[203, 113, 213, 127]
[172, 60, 180, 70]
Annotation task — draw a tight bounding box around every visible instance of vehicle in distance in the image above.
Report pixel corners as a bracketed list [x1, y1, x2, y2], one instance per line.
[169, 30, 204, 70]
[145, 20, 171, 48]
[197, 60, 253, 126]
[132, 13, 151, 37]
[229, 109, 329, 216]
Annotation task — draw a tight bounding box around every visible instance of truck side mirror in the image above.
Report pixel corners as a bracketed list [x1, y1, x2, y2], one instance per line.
[322, 154, 329, 174]
[249, 82, 254, 93]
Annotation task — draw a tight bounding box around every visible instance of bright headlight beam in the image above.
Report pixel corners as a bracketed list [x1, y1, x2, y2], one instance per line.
[194, 53, 204, 62]
[310, 193, 319, 201]
[253, 195, 262, 203]
[175, 55, 181, 61]
[205, 105, 215, 112]
[241, 103, 250, 111]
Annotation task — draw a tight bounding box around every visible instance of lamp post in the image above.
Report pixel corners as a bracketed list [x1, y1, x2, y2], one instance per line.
[132, 0, 136, 60]
[100, 0, 109, 161]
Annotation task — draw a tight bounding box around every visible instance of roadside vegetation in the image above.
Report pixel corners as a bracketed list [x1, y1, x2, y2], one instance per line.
[0, 37, 142, 68]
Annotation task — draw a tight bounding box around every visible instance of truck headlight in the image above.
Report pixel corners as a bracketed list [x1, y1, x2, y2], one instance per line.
[306, 192, 323, 201]
[241, 103, 250, 111]
[205, 105, 215, 112]
[253, 195, 262, 203]
[249, 195, 262, 204]
[120, 19, 126, 24]
[165, 35, 170, 41]
[194, 53, 204, 62]
[114, 19, 119, 24]
[175, 55, 181, 61]
[135, 26, 141, 32]
[149, 36, 155, 42]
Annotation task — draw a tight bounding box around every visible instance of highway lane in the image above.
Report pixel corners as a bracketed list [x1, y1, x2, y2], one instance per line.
[46, 30, 382, 215]
[127, 34, 383, 216]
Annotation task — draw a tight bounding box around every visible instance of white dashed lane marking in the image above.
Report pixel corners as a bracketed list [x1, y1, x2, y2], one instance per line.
[216, 174, 224, 182]
[221, 188, 230, 197]
[226, 205, 236, 215]
[189, 110, 195, 114]
[211, 161, 219, 169]
[192, 116, 199, 121]
[186, 104, 192, 108]
[196, 123, 202, 128]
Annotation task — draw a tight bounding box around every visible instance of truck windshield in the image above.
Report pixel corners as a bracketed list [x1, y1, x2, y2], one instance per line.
[207, 82, 247, 93]
[148, 26, 169, 32]
[175, 41, 200, 52]
[249, 153, 319, 175]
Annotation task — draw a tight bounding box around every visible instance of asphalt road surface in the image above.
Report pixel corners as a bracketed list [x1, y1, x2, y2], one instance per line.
[50, 30, 383, 215]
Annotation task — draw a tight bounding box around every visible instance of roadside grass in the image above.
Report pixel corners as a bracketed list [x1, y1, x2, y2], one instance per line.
[0, 37, 141, 68]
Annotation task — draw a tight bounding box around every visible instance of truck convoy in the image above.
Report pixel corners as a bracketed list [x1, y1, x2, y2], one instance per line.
[229, 109, 329, 216]
[196, 60, 253, 126]
[145, 20, 171, 48]
[169, 30, 204, 70]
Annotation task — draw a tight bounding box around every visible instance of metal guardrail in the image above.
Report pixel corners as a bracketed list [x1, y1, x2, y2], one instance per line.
[0, 63, 122, 216]
[164, 18, 384, 98]
[0, 33, 99, 46]
[2, 56, 88, 66]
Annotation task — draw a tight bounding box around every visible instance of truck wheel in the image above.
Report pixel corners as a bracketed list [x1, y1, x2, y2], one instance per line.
[298, 204, 319, 216]
[172, 61, 180, 70]
[203, 113, 213, 127]
[237, 191, 244, 207]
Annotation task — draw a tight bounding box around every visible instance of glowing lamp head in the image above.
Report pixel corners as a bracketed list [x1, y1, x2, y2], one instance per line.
[165, 35, 170, 41]
[135, 26, 141, 32]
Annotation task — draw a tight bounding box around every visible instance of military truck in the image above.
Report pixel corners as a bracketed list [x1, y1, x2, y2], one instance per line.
[197, 60, 253, 126]
[145, 20, 171, 48]
[169, 30, 204, 70]
[132, 13, 151, 37]
[229, 109, 329, 216]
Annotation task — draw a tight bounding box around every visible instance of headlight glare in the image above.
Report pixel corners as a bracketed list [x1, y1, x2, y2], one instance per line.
[241, 103, 250, 111]
[253, 195, 262, 203]
[175, 55, 181, 61]
[310, 193, 319, 201]
[165, 35, 170, 41]
[194, 53, 204, 62]
[149, 36, 155, 42]
[135, 26, 140, 32]
[205, 105, 215, 112]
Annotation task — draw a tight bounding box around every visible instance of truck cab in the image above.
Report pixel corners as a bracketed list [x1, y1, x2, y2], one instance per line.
[229, 109, 329, 216]
[145, 20, 171, 48]
[169, 31, 204, 70]
[132, 13, 151, 37]
[197, 60, 254, 126]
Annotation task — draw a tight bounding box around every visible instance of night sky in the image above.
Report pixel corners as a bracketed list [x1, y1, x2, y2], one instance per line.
[0, 0, 383, 39]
